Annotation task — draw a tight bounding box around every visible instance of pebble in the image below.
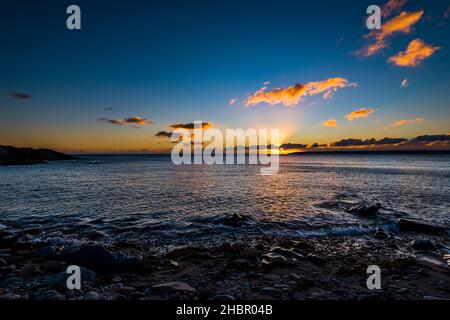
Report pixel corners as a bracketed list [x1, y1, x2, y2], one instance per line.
[84, 291, 100, 300]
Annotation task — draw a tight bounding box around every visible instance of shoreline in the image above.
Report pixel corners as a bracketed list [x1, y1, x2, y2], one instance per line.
[1, 222, 449, 300]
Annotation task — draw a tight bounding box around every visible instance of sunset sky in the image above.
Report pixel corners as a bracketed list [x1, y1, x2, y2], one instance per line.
[1, 0, 449, 153]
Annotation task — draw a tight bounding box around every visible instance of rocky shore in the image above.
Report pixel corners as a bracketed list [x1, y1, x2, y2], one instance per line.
[0, 145, 77, 166]
[0, 215, 449, 300]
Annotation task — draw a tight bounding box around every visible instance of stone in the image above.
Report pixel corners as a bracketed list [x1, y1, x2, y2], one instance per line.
[84, 291, 100, 300]
[210, 295, 235, 301]
[35, 289, 65, 300]
[347, 203, 381, 218]
[398, 218, 447, 234]
[411, 239, 436, 252]
[63, 245, 142, 272]
[48, 267, 96, 289]
[152, 282, 196, 294]
[36, 246, 64, 259]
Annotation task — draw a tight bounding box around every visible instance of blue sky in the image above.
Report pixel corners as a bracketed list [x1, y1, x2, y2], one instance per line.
[0, 0, 449, 152]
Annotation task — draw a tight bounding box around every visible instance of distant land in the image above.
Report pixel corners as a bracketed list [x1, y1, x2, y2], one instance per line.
[0, 145, 77, 166]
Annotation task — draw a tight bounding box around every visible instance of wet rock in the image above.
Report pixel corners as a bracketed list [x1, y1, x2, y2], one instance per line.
[306, 254, 327, 266]
[152, 282, 196, 295]
[347, 203, 381, 218]
[36, 246, 64, 259]
[261, 287, 276, 294]
[219, 213, 249, 227]
[63, 245, 142, 272]
[374, 228, 389, 239]
[210, 294, 235, 301]
[1, 276, 23, 287]
[40, 260, 67, 272]
[0, 293, 23, 300]
[411, 239, 436, 252]
[0, 249, 11, 258]
[423, 295, 446, 300]
[397, 218, 447, 234]
[48, 267, 96, 289]
[80, 230, 107, 241]
[20, 263, 42, 278]
[260, 253, 288, 268]
[35, 289, 65, 300]
[84, 291, 100, 300]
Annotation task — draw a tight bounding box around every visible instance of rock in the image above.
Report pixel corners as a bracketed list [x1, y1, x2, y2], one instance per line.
[347, 203, 381, 218]
[63, 245, 142, 272]
[20, 263, 42, 278]
[152, 282, 196, 295]
[1, 276, 23, 287]
[0, 293, 23, 300]
[80, 230, 107, 241]
[48, 267, 96, 289]
[35, 289, 65, 300]
[0, 258, 7, 266]
[36, 246, 64, 259]
[423, 295, 446, 300]
[306, 254, 327, 266]
[374, 228, 389, 239]
[40, 261, 67, 272]
[210, 295, 235, 301]
[397, 218, 447, 234]
[411, 239, 436, 252]
[219, 213, 249, 227]
[84, 291, 100, 300]
[261, 287, 276, 294]
[260, 253, 288, 268]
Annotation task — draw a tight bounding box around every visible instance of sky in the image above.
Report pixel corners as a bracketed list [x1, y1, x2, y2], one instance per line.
[0, 0, 449, 153]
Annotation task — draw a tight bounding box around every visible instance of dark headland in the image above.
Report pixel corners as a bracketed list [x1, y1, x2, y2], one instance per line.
[0, 145, 77, 166]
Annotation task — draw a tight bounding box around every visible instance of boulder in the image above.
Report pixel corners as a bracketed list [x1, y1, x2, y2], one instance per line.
[410, 239, 436, 252]
[347, 203, 381, 218]
[397, 218, 447, 234]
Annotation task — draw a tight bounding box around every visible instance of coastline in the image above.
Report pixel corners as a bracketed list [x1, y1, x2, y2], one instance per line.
[1, 218, 449, 300]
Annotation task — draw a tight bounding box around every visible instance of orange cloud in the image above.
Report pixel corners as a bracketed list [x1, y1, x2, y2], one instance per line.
[323, 119, 337, 127]
[385, 117, 424, 128]
[360, 10, 424, 56]
[245, 78, 356, 107]
[389, 39, 439, 67]
[170, 122, 213, 129]
[382, 0, 407, 18]
[98, 116, 153, 127]
[345, 108, 375, 121]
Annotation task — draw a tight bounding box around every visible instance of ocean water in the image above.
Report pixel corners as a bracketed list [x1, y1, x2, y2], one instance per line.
[1, 154, 449, 248]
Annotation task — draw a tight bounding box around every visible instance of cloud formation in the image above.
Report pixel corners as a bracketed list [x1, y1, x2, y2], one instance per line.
[280, 143, 308, 150]
[385, 117, 424, 128]
[382, 0, 407, 18]
[345, 108, 375, 121]
[170, 122, 213, 130]
[323, 119, 337, 127]
[331, 137, 407, 147]
[360, 10, 424, 56]
[98, 116, 153, 127]
[244, 78, 356, 107]
[10, 92, 31, 100]
[389, 39, 439, 67]
[229, 99, 237, 105]
[155, 131, 173, 138]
